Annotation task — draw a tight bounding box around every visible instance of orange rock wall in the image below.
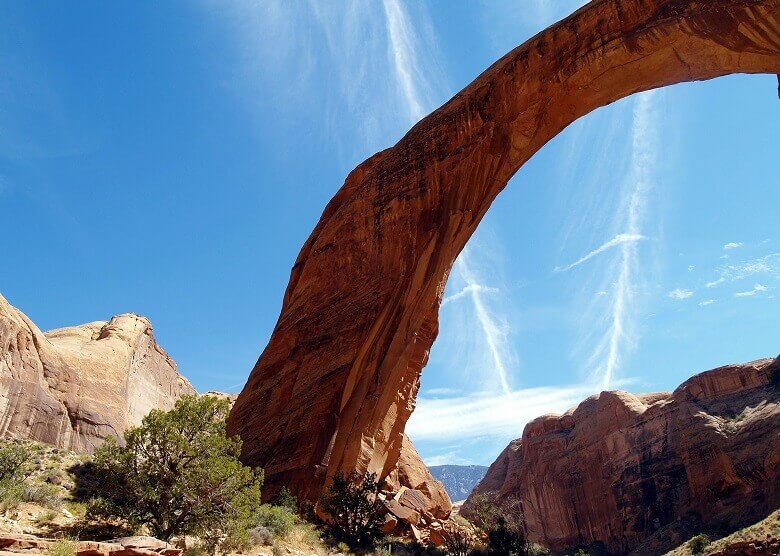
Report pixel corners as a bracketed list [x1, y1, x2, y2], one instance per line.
[462, 358, 780, 554]
[227, 0, 780, 503]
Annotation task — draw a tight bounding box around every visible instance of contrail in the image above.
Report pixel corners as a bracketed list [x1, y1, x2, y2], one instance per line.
[555, 233, 646, 272]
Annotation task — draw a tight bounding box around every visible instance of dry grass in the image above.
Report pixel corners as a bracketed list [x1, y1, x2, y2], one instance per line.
[664, 510, 780, 556]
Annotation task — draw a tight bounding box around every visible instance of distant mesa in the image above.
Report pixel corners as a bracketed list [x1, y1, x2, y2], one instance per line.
[428, 465, 488, 502]
[461, 357, 780, 555]
[0, 293, 195, 452]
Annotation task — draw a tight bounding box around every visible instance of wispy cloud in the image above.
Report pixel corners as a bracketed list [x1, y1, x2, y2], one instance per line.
[705, 253, 780, 288]
[584, 91, 659, 390]
[699, 299, 715, 306]
[706, 277, 725, 288]
[452, 253, 512, 394]
[723, 242, 743, 250]
[442, 283, 499, 306]
[377, 1, 515, 396]
[408, 384, 598, 442]
[668, 288, 693, 300]
[554, 233, 645, 272]
[735, 283, 767, 297]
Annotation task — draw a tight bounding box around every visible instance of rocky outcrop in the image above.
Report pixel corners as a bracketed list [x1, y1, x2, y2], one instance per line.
[462, 358, 780, 555]
[0, 293, 195, 452]
[227, 0, 780, 506]
[0, 534, 181, 556]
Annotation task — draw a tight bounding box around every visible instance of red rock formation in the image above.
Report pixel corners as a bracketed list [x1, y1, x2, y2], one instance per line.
[227, 0, 780, 506]
[461, 358, 780, 554]
[0, 293, 195, 452]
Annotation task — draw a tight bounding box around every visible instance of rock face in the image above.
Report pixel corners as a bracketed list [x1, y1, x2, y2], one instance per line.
[0, 293, 196, 452]
[462, 358, 780, 555]
[227, 0, 780, 506]
[428, 465, 488, 502]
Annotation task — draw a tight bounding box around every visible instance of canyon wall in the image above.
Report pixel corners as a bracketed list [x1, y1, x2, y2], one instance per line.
[462, 357, 780, 554]
[0, 293, 195, 452]
[227, 0, 780, 504]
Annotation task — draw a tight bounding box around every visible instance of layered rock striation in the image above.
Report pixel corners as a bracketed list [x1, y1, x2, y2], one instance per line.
[0, 293, 195, 452]
[462, 358, 780, 554]
[227, 0, 780, 507]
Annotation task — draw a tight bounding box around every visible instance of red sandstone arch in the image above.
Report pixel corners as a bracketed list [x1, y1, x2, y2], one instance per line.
[227, 0, 780, 504]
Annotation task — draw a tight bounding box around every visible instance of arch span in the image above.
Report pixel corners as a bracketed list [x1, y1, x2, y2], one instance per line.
[227, 0, 780, 503]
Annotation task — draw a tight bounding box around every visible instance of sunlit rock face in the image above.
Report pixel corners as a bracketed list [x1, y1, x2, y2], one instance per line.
[0, 293, 196, 452]
[227, 0, 780, 506]
[462, 358, 780, 554]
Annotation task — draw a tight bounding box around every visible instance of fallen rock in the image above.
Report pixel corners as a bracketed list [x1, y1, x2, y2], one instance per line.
[0, 294, 196, 452]
[462, 357, 780, 555]
[0, 533, 181, 556]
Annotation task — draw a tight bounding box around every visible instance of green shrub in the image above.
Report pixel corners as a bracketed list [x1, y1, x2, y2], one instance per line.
[320, 471, 384, 550]
[274, 486, 297, 510]
[487, 516, 526, 555]
[89, 395, 263, 553]
[255, 504, 296, 539]
[0, 441, 33, 489]
[574, 550, 590, 556]
[688, 534, 710, 555]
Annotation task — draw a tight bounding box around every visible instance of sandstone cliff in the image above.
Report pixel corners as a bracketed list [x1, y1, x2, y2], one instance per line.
[462, 357, 780, 555]
[0, 293, 196, 452]
[226, 0, 780, 507]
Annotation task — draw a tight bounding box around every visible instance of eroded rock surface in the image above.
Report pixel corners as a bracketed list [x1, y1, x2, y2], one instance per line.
[0, 293, 195, 452]
[227, 0, 780, 506]
[462, 358, 780, 555]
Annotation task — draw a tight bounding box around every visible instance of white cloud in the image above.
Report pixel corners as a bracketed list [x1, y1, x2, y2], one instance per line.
[554, 233, 646, 272]
[706, 277, 726, 288]
[668, 288, 693, 300]
[723, 242, 743, 250]
[688, 265, 695, 272]
[735, 283, 768, 297]
[452, 252, 512, 394]
[423, 452, 473, 467]
[706, 253, 780, 289]
[442, 283, 499, 306]
[583, 91, 659, 390]
[408, 384, 598, 442]
[699, 299, 715, 306]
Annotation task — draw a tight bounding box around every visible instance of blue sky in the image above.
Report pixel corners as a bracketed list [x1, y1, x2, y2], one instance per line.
[2, 1, 778, 467]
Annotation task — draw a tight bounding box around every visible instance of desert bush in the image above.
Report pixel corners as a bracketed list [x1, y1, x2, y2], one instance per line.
[441, 523, 475, 556]
[255, 504, 296, 538]
[45, 539, 76, 556]
[688, 534, 710, 555]
[274, 486, 297, 510]
[89, 395, 262, 553]
[487, 516, 526, 555]
[573, 550, 589, 556]
[320, 471, 384, 550]
[0, 441, 33, 488]
[22, 483, 63, 509]
[467, 494, 499, 531]
[249, 525, 274, 546]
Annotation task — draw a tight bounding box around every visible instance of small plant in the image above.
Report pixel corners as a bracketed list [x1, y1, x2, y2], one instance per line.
[38, 510, 58, 523]
[320, 471, 384, 551]
[373, 545, 392, 556]
[688, 534, 710, 555]
[271, 544, 285, 556]
[0, 441, 33, 488]
[22, 483, 63, 509]
[274, 486, 298, 510]
[574, 550, 590, 556]
[255, 504, 296, 539]
[249, 525, 274, 546]
[45, 539, 76, 556]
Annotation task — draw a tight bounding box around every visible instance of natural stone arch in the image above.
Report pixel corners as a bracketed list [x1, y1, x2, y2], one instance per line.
[227, 0, 780, 503]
